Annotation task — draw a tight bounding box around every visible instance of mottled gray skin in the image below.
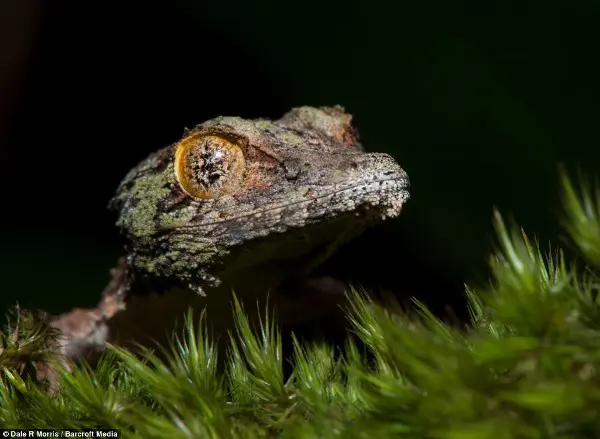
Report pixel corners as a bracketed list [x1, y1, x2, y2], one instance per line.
[112, 106, 409, 298]
[51, 106, 410, 359]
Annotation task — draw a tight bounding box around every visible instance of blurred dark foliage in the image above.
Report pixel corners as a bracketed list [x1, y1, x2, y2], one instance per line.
[1, 0, 599, 322]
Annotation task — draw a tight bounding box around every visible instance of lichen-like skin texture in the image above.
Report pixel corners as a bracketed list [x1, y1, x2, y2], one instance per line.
[110, 106, 409, 299]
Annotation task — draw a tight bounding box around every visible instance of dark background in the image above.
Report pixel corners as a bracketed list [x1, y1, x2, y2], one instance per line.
[1, 0, 598, 320]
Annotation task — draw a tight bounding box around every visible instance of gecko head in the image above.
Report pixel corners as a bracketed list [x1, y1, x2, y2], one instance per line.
[110, 106, 410, 293]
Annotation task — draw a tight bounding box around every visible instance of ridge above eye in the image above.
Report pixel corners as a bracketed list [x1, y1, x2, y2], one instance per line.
[174, 133, 246, 199]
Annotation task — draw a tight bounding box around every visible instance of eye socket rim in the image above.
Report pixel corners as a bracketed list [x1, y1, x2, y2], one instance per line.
[174, 132, 246, 199]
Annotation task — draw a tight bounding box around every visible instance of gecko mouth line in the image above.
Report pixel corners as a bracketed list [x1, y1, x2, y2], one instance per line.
[171, 174, 409, 231]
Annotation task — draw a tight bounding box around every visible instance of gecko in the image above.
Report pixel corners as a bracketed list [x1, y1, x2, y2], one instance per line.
[50, 106, 410, 362]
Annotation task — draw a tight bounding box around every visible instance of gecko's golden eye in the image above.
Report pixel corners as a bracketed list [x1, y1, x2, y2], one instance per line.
[174, 134, 246, 199]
